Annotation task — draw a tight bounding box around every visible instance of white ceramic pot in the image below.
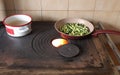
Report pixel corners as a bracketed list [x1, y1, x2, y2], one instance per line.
[3, 14, 32, 37]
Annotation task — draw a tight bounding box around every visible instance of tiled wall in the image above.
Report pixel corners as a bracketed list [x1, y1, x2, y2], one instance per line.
[0, 0, 120, 30]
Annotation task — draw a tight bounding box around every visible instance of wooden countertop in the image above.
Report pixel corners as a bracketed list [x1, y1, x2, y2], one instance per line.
[107, 35, 120, 73]
[101, 22, 120, 74]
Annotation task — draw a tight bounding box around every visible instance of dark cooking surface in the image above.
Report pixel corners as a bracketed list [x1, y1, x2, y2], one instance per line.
[0, 22, 114, 74]
[58, 44, 80, 58]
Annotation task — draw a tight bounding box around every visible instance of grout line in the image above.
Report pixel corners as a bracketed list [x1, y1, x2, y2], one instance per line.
[41, 0, 42, 11]
[93, 0, 96, 21]
[11, 10, 118, 12]
[67, 0, 69, 17]
[94, 0, 96, 11]
[40, 0, 42, 20]
[13, 0, 17, 13]
[48, 9, 102, 11]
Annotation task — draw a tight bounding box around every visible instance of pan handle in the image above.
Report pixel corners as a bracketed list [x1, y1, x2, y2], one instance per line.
[92, 30, 120, 36]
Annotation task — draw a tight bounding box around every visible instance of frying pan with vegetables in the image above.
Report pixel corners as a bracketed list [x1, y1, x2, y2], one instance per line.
[54, 18, 120, 39]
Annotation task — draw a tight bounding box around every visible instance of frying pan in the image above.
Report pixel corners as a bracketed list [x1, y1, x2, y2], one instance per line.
[54, 18, 120, 39]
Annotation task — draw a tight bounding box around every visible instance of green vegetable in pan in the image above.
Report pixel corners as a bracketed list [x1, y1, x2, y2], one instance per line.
[60, 23, 90, 36]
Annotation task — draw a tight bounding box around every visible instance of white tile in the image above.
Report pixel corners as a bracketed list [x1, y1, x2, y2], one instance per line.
[0, 11, 6, 21]
[94, 11, 119, 26]
[69, 0, 95, 10]
[16, 11, 41, 21]
[14, 0, 41, 10]
[95, 0, 117, 11]
[42, 11, 67, 21]
[114, 0, 120, 11]
[5, 11, 16, 16]
[69, 11, 94, 21]
[42, 0, 68, 10]
[4, 0, 15, 10]
[0, 0, 5, 10]
[116, 13, 120, 30]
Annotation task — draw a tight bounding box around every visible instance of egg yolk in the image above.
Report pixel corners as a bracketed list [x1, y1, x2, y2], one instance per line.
[52, 38, 68, 47]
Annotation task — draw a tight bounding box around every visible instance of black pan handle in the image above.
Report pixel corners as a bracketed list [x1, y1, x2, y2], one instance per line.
[92, 30, 120, 36]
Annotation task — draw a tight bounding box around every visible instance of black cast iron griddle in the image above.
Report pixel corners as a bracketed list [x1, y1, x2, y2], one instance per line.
[58, 44, 80, 58]
[0, 22, 113, 74]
